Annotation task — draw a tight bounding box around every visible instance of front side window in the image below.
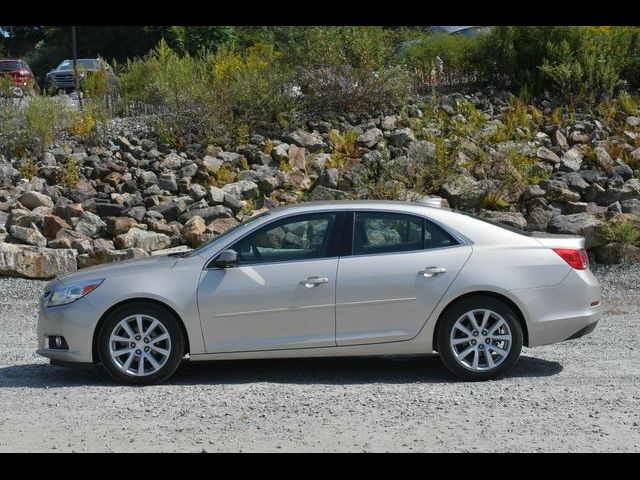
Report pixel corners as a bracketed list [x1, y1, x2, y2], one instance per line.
[353, 212, 458, 255]
[233, 213, 338, 265]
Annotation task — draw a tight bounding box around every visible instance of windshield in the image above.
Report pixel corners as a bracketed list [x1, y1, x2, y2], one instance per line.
[455, 210, 532, 236]
[186, 211, 271, 258]
[56, 59, 100, 70]
[0, 61, 22, 72]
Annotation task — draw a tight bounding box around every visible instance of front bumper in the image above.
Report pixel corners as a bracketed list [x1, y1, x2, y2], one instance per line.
[510, 269, 602, 347]
[36, 291, 99, 364]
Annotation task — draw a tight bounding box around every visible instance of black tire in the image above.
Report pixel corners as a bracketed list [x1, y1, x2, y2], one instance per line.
[97, 302, 185, 385]
[436, 296, 523, 381]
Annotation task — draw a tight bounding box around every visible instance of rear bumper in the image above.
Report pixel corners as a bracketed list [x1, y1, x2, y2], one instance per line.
[509, 269, 602, 347]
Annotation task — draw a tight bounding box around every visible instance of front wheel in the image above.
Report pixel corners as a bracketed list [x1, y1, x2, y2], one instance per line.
[437, 296, 523, 381]
[97, 302, 185, 385]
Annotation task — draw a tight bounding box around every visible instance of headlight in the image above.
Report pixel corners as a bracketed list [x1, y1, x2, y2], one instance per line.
[47, 279, 104, 307]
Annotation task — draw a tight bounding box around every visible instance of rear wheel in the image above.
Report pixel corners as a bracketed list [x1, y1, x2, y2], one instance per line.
[98, 302, 185, 385]
[437, 296, 523, 381]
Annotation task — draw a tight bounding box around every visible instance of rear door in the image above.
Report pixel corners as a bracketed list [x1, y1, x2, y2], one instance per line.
[335, 210, 472, 345]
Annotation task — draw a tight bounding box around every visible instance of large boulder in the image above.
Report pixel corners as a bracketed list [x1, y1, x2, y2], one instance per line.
[307, 185, 348, 201]
[559, 146, 584, 172]
[479, 210, 527, 230]
[0, 163, 19, 188]
[281, 129, 325, 152]
[114, 228, 171, 252]
[388, 128, 416, 148]
[357, 128, 383, 148]
[0, 243, 77, 279]
[548, 213, 608, 249]
[9, 225, 47, 247]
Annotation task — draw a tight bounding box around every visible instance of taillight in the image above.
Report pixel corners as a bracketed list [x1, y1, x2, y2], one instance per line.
[17, 70, 29, 77]
[553, 248, 589, 270]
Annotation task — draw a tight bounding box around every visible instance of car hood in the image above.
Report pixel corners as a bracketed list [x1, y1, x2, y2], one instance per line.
[57, 254, 180, 285]
[48, 68, 96, 75]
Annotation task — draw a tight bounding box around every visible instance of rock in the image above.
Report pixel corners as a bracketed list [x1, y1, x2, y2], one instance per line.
[621, 199, 640, 215]
[159, 152, 187, 170]
[74, 212, 106, 238]
[536, 146, 560, 164]
[439, 175, 487, 210]
[9, 225, 47, 247]
[288, 145, 306, 170]
[595, 243, 640, 264]
[95, 203, 126, 217]
[522, 184, 546, 201]
[207, 217, 239, 235]
[178, 206, 230, 224]
[287, 170, 312, 190]
[553, 130, 569, 151]
[0, 243, 77, 279]
[621, 178, 640, 201]
[114, 228, 171, 252]
[181, 216, 206, 247]
[77, 247, 148, 269]
[106, 217, 141, 236]
[0, 163, 19, 188]
[593, 146, 614, 172]
[389, 128, 416, 148]
[307, 186, 348, 201]
[569, 131, 590, 144]
[357, 128, 383, 148]
[207, 186, 226, 205]
[526, 207, 553, 231]
[19, 191, 54, 210]
[559, 146, 584, 172]
[222, 181, 259, 200]
[318, 168, 340, 189]
[139, 171, 158, 188]
[6, 209, 45, 230]
[282, 129, 325, 152]
[626, 116, 640, 127]
[548, 213, 608, 249]
[42, 215, 71, 239]
[538, 179, 581, 203]
[381, 115, 399, 131]
[158, 172, 178, 192]
[479, 210, 527, 230]
[103, 171, 122, 188]
[189, 183, 207, 201]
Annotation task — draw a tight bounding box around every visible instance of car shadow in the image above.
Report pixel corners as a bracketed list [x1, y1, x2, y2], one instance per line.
[0, 354, 562, 389]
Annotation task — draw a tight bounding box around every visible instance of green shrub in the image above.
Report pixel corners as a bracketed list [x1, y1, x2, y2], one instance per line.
[61, 156, 80, 188]
[618, 91, 638, 115]
[605, 221, 640, 246]
[24, 96, 67, 154]
[18, 158, 39, 180]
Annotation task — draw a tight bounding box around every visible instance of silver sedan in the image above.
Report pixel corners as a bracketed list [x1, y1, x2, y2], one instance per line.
[37, 200, 602, 385]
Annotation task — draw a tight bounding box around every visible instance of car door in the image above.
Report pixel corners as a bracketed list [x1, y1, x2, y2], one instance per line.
[336, 210, 472, 346]
[198, 211, 344, 353]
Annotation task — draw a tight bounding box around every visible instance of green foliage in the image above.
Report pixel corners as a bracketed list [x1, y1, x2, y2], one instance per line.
[618, 91, 638, 115]
[24, 96, 67, 154]
[604, 221, 640, 246]
[18, 158, 38, 180]
[400, 31, 482, 92]
[295, 27, 412, 117]
[168, 26, 236, 55]
[479, 191, 511, 211]
[61, 156, 80, 188]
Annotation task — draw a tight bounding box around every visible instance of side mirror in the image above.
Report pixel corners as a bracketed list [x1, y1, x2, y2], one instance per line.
[213, 249, 237, 268]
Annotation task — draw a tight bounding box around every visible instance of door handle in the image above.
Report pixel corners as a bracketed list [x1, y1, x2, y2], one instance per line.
[300, 276, 329, 288]
[419, 267, 447, 278]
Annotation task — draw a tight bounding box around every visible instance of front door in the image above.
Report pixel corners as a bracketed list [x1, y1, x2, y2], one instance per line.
[336, 211, 472, 345]
[198, 212, 343, 353]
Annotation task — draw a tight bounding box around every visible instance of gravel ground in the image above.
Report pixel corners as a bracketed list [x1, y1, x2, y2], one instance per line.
[0, 266, 639, 452]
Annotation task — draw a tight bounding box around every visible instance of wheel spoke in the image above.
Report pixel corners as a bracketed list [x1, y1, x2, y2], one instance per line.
[454, 323, 473, 337]
[121, 320, 135, 339]
[136, 315, 144, 336]
[484, 349, 495, 368]
[111, 348, 133, 357]
[137, 357, 145, 375]
[150, 344, 169, 356]
[146, 354, 161, 371]
[471, 349, 479, 369]
[121, 353, 134, 371]
[110, 335, 131, 343]
[466, 312, 480, 330]
[480, 310, 491, 329]
[489, 319, 506, 335]
[150, 333, 169, 345]
[487, 344, 508, 357]
[489, 334, 511, 341]
[457, 345, 476, 360]
[142, 319, 159, 338]
[452, 337, 471, 346]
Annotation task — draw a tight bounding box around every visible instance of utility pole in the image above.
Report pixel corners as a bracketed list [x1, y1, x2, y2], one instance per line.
[71, 26, 83, 110]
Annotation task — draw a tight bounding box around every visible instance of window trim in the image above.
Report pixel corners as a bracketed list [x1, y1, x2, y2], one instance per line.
[205, 211, 346, 269]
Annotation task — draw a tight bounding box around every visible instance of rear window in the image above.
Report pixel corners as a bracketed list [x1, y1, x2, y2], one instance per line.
[456, 210, 532, 236]
[0, 61, 22, 72]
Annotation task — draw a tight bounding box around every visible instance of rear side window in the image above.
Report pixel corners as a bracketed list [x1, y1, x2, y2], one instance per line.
[0, 61, 22, 72]
[352, 212, 457, 255]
